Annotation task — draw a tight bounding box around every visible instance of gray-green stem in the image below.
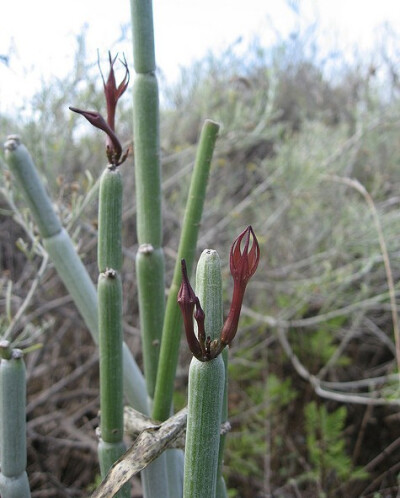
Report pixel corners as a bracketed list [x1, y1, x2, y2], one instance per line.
[217, 347, 229, 498]
[152, 119, 220, 423]
[97, 272, 130, 497]
[195, 250, 228, 496]
[0, 344, 31, 497]
[131, 0, 164, 401]
[96, 165, 129, 496]
[130, 1, 171, 495]
[183, 250, 225, 497]
[98, 273, 124, 441]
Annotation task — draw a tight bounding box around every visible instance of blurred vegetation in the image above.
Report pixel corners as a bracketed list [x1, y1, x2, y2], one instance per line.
[1, 20, 400, 497]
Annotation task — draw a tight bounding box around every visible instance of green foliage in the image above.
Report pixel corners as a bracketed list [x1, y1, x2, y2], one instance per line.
[304, 402, 368, 491]
[292, 316, 350, 373]
[267, 373, 297, 408]
[308, 328, 350, 367]
[228, 429, 267, 479]
[86, 473, 103, 493]
[227, 344, 298, 487]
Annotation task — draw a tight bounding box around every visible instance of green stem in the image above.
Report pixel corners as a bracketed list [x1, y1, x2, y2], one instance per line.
[131, 1, 165, 400]
[98, 274, 124, 440]
[130, 1, 171, 495]
[98, 167, 123, 273]
[97, 164, 129, 496]
[136, 245, 165, 398]
[152, 120, 220, 422]
[3, 136, 61, 238]
[133, 74, 162, 246]
[217, 348, 229, 498]
[0, 343, 31, 497]
[131, 0, 156, 74]
[195, 250, 223, 341]
[132, 64, 165, 400]
[97, 272, 130, 496]
[183, 249, 225, 497]
[184, 356, 225, 498]
[199, 252, 228, 495]
[43, 228, 99, 335]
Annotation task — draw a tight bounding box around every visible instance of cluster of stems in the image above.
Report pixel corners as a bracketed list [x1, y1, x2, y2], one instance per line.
[70, 49, 131, 495]
[151, 118, 220, 423]
[3, 2, 262, 497]
[4, 135, 148, 414]
[130, 2, 221, 497]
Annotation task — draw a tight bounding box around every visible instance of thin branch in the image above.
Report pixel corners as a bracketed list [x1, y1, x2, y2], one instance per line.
[242, 289, 400, 329]
[316, 312, 363, 380]
[276, 327, 400, 407]
[324, 174, 400, 380]
[4, 251, 49, 342]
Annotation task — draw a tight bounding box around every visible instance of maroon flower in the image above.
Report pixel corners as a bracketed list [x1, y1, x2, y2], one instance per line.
[69, 52, 129, 166]
[220, 226, 260, 347]
[230, 225, 260, 285]
[178, 227, 260, 361]
[177, 260, 203, 360]
[100, 52, 130, 133]
[178, 259, 216, 361]
[194, 297, 207, 358]
[69, 108, 122, 161]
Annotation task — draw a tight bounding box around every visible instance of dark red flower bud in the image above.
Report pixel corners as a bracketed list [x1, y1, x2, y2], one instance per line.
[194, 297, 207, 358]
[179, 228, 260, 360]
[220, 226, 260, 346]
[69, 52, 129, 166]
[100, 52, 130, 132]
[178, 260, 203, 359]
[69, 108, 122, 161]
[230, 225, 260, 285]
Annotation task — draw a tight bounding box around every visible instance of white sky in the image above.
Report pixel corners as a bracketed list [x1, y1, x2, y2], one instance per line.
[1, 0, 399, 114]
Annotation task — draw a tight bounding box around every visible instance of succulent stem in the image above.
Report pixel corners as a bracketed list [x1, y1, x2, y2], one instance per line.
[0, 347, 31, 497]
[4, 136, 61, 238]
[4, 137, 148, 414]
[183, 250, 225, 497]
[130, 1, 172, 496]
[96, 161, 130, 496]
[152, 119, 220, 422]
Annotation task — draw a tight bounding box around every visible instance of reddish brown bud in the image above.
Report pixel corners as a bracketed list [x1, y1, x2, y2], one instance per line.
[220, 226, 260, 346]
[230, 225, 260, 285]
[177, 260, 202, 359]
[69, 52, 129, 166]
[69, 107, 122, 162]
[100, 52, 130, 132]
[194, 298, 207, 358]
